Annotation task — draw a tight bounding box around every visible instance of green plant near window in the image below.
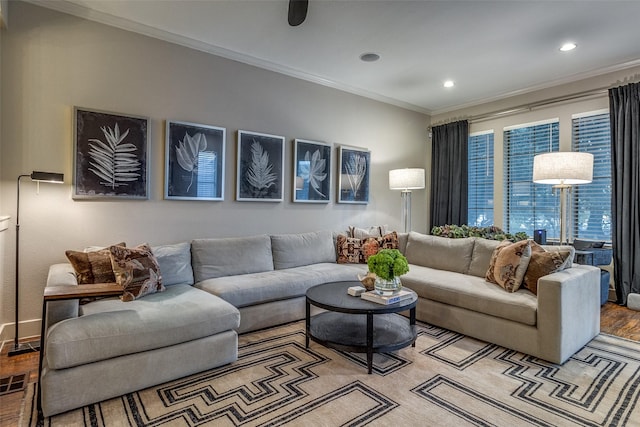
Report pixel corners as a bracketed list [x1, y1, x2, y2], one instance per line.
[431, 224, 528, 242]
[367, 249, 409, 281]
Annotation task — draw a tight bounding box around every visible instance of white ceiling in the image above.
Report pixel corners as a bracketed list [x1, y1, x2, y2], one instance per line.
[31, 0, 640, 115]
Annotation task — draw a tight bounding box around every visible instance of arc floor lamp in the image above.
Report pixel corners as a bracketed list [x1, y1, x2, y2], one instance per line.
[532, 152, 593, 245]
[389, 168, 425, 233]
[9, 171, 64, 357]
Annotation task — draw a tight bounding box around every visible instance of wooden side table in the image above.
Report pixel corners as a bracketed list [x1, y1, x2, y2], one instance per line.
[37, 283, 123, 419]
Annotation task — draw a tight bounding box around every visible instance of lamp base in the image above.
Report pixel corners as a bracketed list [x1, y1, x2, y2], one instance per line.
[401, 190, 412, 233]
[8, 340, 40, 357]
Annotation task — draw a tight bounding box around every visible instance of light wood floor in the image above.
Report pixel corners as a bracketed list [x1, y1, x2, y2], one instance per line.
[2, 303, 639, 425]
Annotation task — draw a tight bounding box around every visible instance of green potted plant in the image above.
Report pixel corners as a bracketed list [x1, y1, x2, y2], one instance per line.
[366, 249, 410, 295]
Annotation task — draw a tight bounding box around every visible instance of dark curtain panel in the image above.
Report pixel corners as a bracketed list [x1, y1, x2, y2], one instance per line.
[430, 120, 469, 230]
[609, 82, 640, 305]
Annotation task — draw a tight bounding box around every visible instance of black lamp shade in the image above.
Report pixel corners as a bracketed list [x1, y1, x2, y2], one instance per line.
[30, 171, 64, 183]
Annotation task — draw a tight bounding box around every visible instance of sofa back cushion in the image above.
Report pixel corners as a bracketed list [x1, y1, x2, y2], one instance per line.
[271, 231, 336, 269]
[152, 242, 194, 286]
[468, 238, 503, 277]
[405, 232, 474, 274]
[191, 235, 274, 282]
[397, 232, 409, 255]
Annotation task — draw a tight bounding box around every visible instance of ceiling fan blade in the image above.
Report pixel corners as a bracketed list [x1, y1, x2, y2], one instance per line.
[288, 0, 308, 26]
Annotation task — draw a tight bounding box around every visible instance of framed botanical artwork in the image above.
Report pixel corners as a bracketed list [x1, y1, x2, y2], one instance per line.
[293, 139, 331, 203]
[338, 145, 370, 204]
[165, 120, 226, 201]
[236, 130, 285, 202]
[73, 107, 149, 199]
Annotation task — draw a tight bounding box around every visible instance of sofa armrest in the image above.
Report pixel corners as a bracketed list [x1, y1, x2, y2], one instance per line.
[536, 264, 600, 363]
[45, 263, 80, 329]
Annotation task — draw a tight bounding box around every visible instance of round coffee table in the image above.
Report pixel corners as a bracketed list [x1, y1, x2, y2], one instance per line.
[305, 281, 417, 374]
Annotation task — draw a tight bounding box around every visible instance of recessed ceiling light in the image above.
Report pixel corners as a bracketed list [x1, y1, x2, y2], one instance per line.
[560, 42, 577, 52]
[444, 80, 455, 88]
[360, 52, 380, 62]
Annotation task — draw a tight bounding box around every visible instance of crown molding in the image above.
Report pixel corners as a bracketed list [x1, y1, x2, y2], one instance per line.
[27, 0, 431, 115]
[430, 59, 640, 116]
[27, 0, 640, 118]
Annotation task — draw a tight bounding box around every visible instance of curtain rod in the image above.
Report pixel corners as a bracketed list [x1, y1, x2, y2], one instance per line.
[430, 86, 610, 130]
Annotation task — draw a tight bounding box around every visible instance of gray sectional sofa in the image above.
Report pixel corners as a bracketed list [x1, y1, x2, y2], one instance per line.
[41, 230, 601, 416]
[400, 232, 600, 365]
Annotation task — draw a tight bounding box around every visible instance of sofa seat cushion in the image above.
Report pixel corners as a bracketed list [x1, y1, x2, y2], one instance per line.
[195, 263, 367, 308]
[46, 285, 240, 370]
[401, 265, 537, 326]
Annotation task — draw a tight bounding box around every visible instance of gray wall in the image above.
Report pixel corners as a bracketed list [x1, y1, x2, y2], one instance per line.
[0, 1, 429, 340]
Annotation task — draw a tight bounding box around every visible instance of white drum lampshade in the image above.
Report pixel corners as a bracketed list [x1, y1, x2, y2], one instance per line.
[533, 152, 593, 185]
[389, 168, 426, 190]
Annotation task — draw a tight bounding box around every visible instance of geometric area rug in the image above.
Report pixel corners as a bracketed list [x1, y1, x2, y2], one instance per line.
[21, 321, 640, 426]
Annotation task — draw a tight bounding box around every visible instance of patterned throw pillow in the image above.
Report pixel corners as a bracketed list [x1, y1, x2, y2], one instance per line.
[485, 240, 509, 280]
[380, 231, 399, 248]
[336, 232, 399, 264]
[486, 240, 532, 292]
[65, 242, 126, 284]
[109, 243, 164, 302]
[522, 243, 572, 295]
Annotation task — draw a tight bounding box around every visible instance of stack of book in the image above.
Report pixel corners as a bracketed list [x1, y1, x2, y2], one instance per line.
[360, 289, 413, 305]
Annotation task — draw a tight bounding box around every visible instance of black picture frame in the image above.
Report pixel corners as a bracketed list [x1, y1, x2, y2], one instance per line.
[338, 145, 370, 204]
[293, 139, 332, 203]
[73, 107, 149, 199]
[165, 120, 226, 201]
[236, 130, 285, 202]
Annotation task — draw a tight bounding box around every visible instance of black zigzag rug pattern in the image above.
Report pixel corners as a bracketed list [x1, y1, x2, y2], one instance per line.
[22, 321, 640, 426]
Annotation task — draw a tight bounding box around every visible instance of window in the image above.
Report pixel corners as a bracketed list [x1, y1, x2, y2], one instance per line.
[468, 131, 494, 227]
[503, 120, 559, 237]
[571, 111, 611, 242]
[196, 151, 217, 197]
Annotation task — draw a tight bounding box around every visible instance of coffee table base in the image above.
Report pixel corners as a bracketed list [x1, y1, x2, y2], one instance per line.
[306, 311, 416, 374]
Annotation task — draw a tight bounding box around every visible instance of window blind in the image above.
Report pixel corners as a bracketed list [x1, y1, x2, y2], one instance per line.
[571, 111, 611, 242]
[468, 131, 494, 227]
[196, 151, 217, 197]
[503, 121, 559, 236]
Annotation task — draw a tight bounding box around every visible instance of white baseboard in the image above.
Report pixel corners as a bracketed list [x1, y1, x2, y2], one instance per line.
[0, 319, 42, 346]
